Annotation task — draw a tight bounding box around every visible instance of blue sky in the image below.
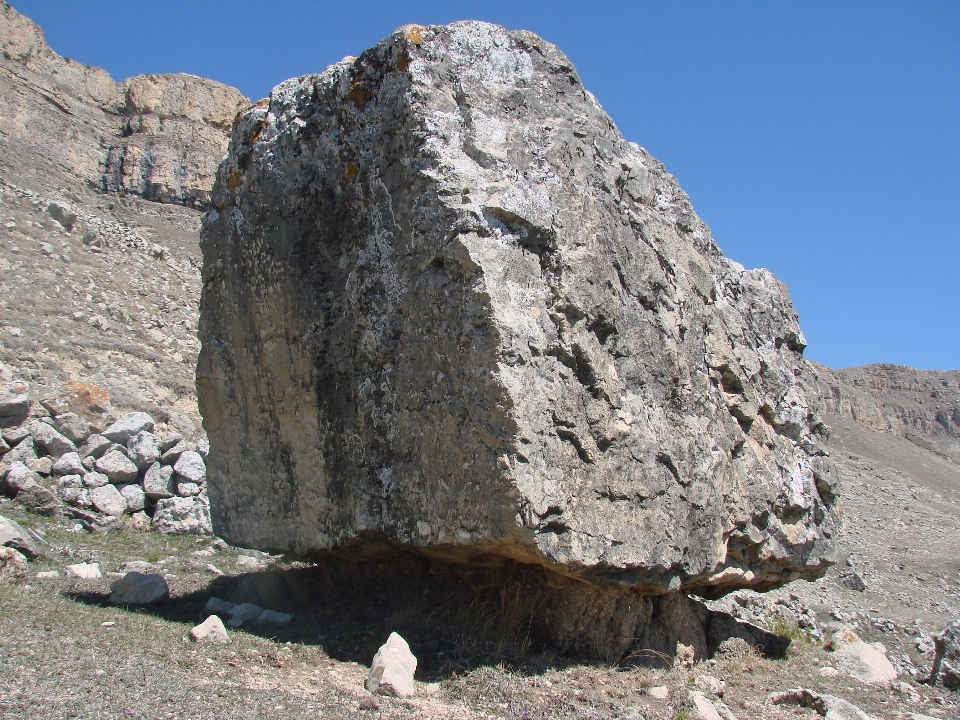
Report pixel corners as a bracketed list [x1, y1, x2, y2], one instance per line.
[14, 1, 959, 370]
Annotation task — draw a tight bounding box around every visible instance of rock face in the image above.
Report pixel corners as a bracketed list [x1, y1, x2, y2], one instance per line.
[199, 22, 837, 602]
[0, 3, 248, 207]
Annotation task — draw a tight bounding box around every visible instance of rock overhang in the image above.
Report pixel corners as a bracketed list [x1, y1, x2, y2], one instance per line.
[197, 20, 837, 600]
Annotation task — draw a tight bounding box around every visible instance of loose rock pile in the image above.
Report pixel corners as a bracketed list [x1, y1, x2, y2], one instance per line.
[0, 396, 211, 534]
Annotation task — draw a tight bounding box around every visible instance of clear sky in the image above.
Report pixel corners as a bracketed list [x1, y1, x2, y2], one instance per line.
[13, 1, 959, 370]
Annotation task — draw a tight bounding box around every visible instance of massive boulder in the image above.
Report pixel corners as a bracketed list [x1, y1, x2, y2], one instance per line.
[198, 22, 837, 650]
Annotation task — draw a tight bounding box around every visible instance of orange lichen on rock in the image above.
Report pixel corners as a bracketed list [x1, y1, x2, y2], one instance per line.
[404, 25, 424, 45]
[345, 164, 360, 181]
[60, 380, 111, 418]
[227, 170, 242, 191]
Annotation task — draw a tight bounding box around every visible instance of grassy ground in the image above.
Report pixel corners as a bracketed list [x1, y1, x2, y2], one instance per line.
[1, 500, 957, 720]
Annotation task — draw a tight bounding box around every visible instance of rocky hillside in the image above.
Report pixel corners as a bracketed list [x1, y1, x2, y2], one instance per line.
[809, 362, 960, 464]
[0, 1, 246, 439]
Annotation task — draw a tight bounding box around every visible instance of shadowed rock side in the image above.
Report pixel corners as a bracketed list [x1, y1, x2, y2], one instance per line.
[198, 22, 837, 609]
[0, 2, 248, 206]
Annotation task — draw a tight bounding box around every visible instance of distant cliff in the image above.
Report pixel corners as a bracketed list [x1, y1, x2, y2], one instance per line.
[0, 1, 248, 206]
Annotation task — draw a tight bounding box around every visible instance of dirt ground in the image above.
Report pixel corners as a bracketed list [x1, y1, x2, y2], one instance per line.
[1, 497, 957, 720]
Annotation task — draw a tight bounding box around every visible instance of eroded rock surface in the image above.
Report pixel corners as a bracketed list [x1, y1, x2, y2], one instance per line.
[198, 22, 837, 601]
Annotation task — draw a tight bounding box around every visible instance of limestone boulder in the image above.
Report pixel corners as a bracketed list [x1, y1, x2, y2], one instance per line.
[199, 22, 837, 604]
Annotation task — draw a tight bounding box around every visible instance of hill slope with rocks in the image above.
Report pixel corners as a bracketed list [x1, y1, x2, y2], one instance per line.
[0, 4, 957, 719]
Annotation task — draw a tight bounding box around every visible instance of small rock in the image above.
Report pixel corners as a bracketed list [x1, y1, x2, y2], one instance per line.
[0, 382, 30, 427]
[0, 514, 39, 558]
[648, 686, 670, 700]
[77, 434, 111, 459]
[366, 632, 417, 698]
[126, 431, 160, 469]
[35, 570, 59, 579]
[61, 481, 91, 506]
[256, 609, 292, 625]
[28, 421, 76, 457]
[15, 481, 62, 516]
[160, 440, 187, 465]
[143, 462, 175, 499]
[52, 452, 85, 476]
[95, 450, 138, 483]
[226, 602, 264, 628]
[819, 666, 840, 677]
[173, 451, 205, 484]
[65, 562, 101, 579]
[82, 471, 110, 488]
[89, 483, 127, 516]
[81, 455, 96, 471]
[0, 546, 28, 583]
[118, 483, 146, 513]
[126, 511, 152, 532]
[690, 691, 723, 720]
[190, 615, 230, 644]
[4, 461, 40, 493]
[122, 560, 156, 574]
[25, 457, 52, 476]
[358, 696, 380, 711]
[176, 482, 201, 497]
[840, 569, 866, 592]
[109, 571, 169, 604]
[102, 413, 155, 444]
[196, 437, 209, 460]
[694, 675, 725, 697]
[152, 495, 212, 535]
[204, 596, 237, 614]
[53, 413, 91, 444]
[158, 432, 183, 452]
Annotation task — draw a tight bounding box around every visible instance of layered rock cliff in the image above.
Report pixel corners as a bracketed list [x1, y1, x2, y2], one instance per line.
[0, 1, 248, 206]
[198, 20, 838, 609]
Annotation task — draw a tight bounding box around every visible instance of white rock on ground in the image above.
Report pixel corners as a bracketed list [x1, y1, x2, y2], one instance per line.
[690, 691, 723, 720]
[126, 431, 160, 469]
[82, 471, 110, 488]
[152, 496, 212, 535]
[53, 413, 91, 444]
[77, 434, 111, 458]
[28, 420, 75, 457]
[4, 461, 39, 493]
[0, 514, 38, 558]
[173, 450, 205, 484]
[256, 610, 292, 625]
[648, 687, 669, 700]
[36, 570, 59, 579]
[65, 562, 101, 579]
[0, 547, 28, 583]
[204, 596, 237, 614]
[94, 450, 138, 483]
[190, 615, 230, 644]
[88, 483, 127, 516]
[52, 452, 85, 475]
[102, 412, 155, 444]
[109, 571, 169, 604]
[176, 482, 201, 497]
[118, 483, 146, 512]
[143, 462, 175, 499]
[366, 632, 417, 698]
[826, 629, 898, 684]
[226, 603, 263, 628]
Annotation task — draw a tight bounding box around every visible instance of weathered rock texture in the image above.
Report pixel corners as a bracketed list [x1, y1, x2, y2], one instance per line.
[198, 23, 837, 605]
[0, 2, 248, 206]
